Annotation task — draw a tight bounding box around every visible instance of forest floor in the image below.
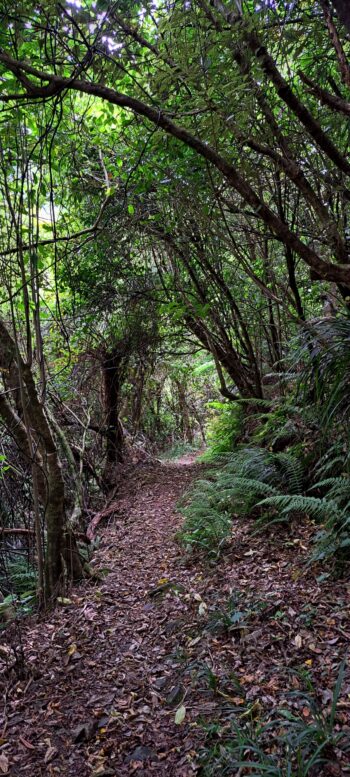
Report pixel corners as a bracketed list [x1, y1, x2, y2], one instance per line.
[1, 456, 350, 776]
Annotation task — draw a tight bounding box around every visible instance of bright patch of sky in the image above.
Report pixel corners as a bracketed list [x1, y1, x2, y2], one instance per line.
[64, 0, 162, 54]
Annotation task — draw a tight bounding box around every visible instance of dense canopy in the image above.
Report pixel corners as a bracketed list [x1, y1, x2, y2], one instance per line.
[1, 1, 350, 774]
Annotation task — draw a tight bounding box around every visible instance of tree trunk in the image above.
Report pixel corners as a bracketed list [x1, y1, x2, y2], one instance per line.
[332, 0, 350, 35]
[186, 315, 263, 399]
[102, 349, 125, 486]
[0, 319, 84, 599]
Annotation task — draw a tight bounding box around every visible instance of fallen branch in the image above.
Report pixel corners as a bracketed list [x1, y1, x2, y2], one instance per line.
[86, 502, 120, 541]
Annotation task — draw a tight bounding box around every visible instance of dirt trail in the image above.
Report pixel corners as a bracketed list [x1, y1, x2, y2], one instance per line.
[2, 460, 206, 776]
[2, 458, 350, 776]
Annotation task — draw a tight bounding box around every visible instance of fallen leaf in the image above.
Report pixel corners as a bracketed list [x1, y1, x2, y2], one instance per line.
[0, 754, 9, 774]
[198, 601, 207, 616]
[294, 634, 302, 648]
[166, 685, 185, 706]
[72, 721, 98, 743]
[44, 746, 58, 764]
[174, 705, 186, 724]
[19, 736, 35, 750]
[125, 746, 157, 763]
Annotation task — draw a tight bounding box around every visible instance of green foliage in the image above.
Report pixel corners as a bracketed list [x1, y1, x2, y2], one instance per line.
[207, 590, 267, 635]
[0, 559, 37, 626]
[159, 440, 199, 461]
[198, 661, 348, 776]
[179, 447, 304, 555]
[297, 318, 350, 429]
[203, 402, 244, 458]
[251, 399, 303, 451]
[180, 434, 350, 563]
[179, 477, 233, 557]
[1, 558, 37, 597]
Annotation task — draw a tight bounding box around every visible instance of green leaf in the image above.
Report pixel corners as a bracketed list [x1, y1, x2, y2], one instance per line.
[174, 705, 186, 724]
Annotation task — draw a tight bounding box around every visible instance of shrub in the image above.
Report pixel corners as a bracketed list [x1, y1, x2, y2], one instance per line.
[203, 402, 244, 458]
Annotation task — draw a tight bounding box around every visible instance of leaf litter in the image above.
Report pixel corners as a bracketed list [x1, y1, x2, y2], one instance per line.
[0, 456, 349, 775]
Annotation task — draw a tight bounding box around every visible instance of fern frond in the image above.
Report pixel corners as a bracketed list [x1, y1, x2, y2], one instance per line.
[274, 452, 304, 494]
[258, 494, 342, 522]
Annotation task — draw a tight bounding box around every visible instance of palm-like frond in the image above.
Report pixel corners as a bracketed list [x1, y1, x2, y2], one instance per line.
[297, 316, 350, 426]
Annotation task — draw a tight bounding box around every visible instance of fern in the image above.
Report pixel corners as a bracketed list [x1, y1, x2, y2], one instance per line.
[180, 434, 350, 563]
[0, 559, 37, 597]
[258, 494, 342, 523]
[179, 447, 305, 555]
[310, 476, 350, 504]
[274, 452, 304, 494]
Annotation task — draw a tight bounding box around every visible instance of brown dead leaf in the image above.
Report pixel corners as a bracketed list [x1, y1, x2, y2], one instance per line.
[19, 736, 35, 750]
[44, 746, 58, 764]
[0, 754, 9, 774]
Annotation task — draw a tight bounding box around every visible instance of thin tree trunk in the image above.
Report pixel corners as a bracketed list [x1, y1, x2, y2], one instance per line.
[0, 319, 83, 598]
[102, 349, 125, 486]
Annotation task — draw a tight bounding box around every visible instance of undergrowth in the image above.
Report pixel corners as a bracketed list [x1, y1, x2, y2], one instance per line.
[198, 660, 349, 776]
[160, 440, 200, 460]
[0, 558, 37, 626]
[179, 446, 306, 557]
[179, 368, 350, 566]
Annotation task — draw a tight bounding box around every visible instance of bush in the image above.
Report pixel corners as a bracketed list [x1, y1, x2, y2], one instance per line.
[203, 402, 244, 458]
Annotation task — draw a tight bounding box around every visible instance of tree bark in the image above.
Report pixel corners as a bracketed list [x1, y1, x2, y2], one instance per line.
[0, 319, 83, 597]
[102, 349, 125, 486]
[332, 0, 350, 35]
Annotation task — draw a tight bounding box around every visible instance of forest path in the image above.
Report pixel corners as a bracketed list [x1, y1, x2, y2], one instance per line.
[3, 458, 209, 776]
[3, 458, 350, 776]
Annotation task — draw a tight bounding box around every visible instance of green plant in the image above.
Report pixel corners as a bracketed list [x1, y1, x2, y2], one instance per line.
[0, 558, 37, 597]
[206, 591, 267, 635]
[179, 477, 233, 556]
[160, 440, 199, 460]
[203, 402, 244, 459]
[179, 447, 304, 556]
[198, 660, 349, 776]
[251, 398, 303, 451]
[0, 591, 37, 627]
[257, 473, 350, 560]
[297, 317, 350, 429]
